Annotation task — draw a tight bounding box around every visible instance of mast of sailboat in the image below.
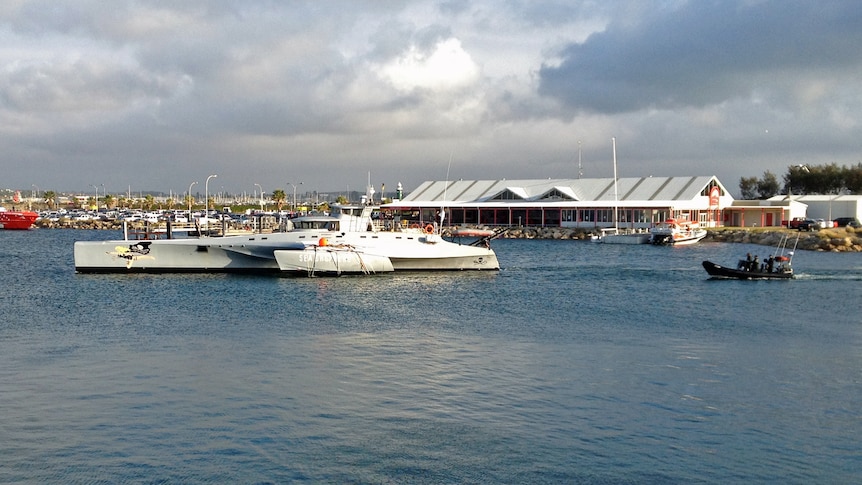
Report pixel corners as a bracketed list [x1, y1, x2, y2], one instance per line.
[439, 152, 453, 232]
[578, 140, 583, 179]
[612, 137, 618, 231]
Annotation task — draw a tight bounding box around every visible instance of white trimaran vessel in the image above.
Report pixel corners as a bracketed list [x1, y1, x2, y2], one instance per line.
[74, 189, 499, 275]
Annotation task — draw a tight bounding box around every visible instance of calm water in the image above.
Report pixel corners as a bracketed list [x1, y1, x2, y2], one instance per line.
[1, 229, 860, 484]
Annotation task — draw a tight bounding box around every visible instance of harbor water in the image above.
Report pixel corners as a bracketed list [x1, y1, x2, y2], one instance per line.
[1, 229, 860, 483]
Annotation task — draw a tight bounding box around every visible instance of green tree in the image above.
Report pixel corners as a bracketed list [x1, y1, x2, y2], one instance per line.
[43, 191, 57, 209]
[845, 163, 862, 193]
[783, 162, 862, 195]
[271, 189, 287, 211]
[739, 176, 758, 199]
[756, 170, 780, 199]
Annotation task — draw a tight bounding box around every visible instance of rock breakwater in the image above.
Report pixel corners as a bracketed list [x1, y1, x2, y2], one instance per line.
[704, 228, 862, 252]
[467, 226, 862, 252]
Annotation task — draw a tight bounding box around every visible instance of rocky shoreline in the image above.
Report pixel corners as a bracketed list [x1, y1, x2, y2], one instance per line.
[32, 219, 862, 252]
[495, 226, 862, 252]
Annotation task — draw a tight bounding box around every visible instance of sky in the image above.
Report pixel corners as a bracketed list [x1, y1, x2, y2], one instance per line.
[2, 0, 861, 198]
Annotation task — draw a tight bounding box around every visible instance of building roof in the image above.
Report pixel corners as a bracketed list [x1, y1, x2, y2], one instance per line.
[729, 199, 806, 209]
[769, 194, 862, 202]
[391, 176, 728, 208]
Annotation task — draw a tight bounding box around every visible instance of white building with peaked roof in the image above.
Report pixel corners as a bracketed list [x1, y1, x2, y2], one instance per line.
[769, 194, 862, 222]
[385, 176, 735, 229]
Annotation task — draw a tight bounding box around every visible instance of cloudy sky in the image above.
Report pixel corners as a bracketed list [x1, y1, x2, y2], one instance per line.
[2, 0, 861, 198]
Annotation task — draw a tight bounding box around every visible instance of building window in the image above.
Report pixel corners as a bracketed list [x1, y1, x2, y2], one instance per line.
[596, 209, 613, 222]
[701, 180, 723, 197]
[616, 208, 629, 223]
[490, 190, 524, 201]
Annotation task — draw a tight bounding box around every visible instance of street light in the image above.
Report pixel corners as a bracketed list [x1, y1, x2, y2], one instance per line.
[188, 181, 198, 222]
[205, 174, 217, 212]
[254, 183, 264, 211]
[205, 174, 217, 232]
[289, 182, 302, 213]
[91, 184, 100, 210]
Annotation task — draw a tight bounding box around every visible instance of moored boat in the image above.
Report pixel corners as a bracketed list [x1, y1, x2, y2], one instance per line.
[592, 137, 651, 245]
[74, 202, 499, 273]
[650, 218, 707, 245]
[0, 207, 39, 230]
[592, 228, 652, 244]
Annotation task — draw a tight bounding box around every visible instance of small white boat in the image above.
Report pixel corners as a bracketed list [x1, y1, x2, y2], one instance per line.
[592, 228, 651, 244]
[649, 218, 707, 245]
[274, 240, 394, 276]
[590, 138, 651, 245]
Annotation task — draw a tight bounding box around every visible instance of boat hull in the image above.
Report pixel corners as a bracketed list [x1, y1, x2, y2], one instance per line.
[650, 229, 707, 245]
[73, 237, 296, 273]
[702, 261, 793, 279]
[388, 253, 498, 270]
[0, 210, 39, 230]
[274, 247, 394, 276]
[74, 230, 499, 273]
[598, 233, 651, 244]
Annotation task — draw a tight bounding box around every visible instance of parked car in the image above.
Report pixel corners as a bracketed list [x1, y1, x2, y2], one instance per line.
[833, 217, 861, 228]
[786, 217, 806, 229]
[797, 219, 819, 231]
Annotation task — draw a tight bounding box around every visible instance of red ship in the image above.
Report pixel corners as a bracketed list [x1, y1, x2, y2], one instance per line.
[0, 208, 39, 230]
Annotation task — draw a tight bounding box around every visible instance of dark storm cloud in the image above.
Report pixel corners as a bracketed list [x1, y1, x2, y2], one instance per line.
[538, 1, 862, 113]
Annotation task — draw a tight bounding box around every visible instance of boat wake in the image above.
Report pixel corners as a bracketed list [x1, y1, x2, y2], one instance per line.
[792, 272, 862, 281]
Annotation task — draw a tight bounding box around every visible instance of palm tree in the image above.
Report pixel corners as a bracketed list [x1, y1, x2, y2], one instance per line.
[43, 191, 57, 209]
[144, 194, 155, 211]
[271, 189, 287, 212]
[104, 194, 115, 209]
